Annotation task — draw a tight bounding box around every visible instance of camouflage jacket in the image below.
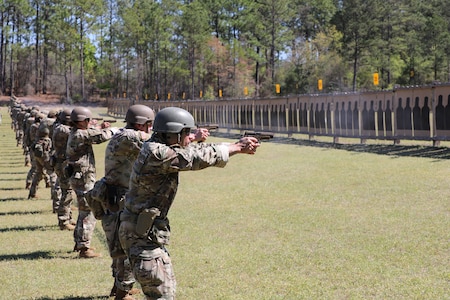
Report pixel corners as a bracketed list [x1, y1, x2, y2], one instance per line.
[38, 117, 56, 139]
[34, 136, 52, 160]
[66, 126, 115, 172]
[52, 123, 71, 161]
[29, 122, 40, 146]
[104, 127, 151, 188]
[16, 110, 27, 130]
[124, 133, 229, 219]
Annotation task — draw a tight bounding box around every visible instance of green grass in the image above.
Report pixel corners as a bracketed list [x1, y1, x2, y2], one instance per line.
[0, 108, 449, 299]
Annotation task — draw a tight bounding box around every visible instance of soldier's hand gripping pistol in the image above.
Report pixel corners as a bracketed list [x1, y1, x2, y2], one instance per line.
[243, 131, 274, 141]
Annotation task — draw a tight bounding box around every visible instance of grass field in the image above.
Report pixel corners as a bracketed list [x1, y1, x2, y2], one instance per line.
[0, 107, 449, 299]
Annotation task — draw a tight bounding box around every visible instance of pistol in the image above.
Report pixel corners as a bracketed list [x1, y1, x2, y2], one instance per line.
[92, 117, 117, 123]
[243, 131, 274, 141]
[197, 123, 219, 131]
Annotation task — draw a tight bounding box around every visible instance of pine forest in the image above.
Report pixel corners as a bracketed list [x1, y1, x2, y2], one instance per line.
[1, 0, 450, 101]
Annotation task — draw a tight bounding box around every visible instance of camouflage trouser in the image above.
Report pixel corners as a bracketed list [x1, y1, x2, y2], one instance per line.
[102, 212, 135, 292]
[119, 219, 176, 300]
[26, 152, 50, 188]
[29, 156, 58, 203]
[23, 146, 31, 166]
[70, 169, 96, 250]
[16, 129, 23, 146]
[54, 161, 74, 226]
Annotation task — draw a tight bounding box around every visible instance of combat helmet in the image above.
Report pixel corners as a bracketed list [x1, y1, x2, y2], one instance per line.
[47, 109, 59, 118]
[152, 107, 195, 133]
[38, 127, 50, 137]
[58, 108, 72, 123]
[125, 104, 155, 125]
[70, 107, 92, 122]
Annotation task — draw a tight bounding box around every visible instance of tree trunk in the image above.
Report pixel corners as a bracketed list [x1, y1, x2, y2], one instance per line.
[0, 12, 5, 94]
[190, 47, 195, 100]
[352, 42, 358, 92]
[255, 46, 260, 97]
[9, 11, 15, 95]
[35, 3, 40, 94]
[79, 19, 86, 101]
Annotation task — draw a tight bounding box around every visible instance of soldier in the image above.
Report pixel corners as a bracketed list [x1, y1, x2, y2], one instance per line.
[66, 106, 117, 258]
[15, 104, 28, 146]
[96, 104, 154, 299]
[118, 107, 259, 299]
[28, 110, 59, 201]
[36, 109, 61, 211]
[28, 126, 53, 199]
[23, 109, 38, 173]
[10, 103, 22, 140]
[26, 112, 51, 192]
[53, 108, 76, 231]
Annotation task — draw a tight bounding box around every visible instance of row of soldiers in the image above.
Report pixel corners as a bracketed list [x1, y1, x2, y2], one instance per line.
[9, 97, 59, 204]
[9, 96, 258, 300]
[9, 96, 153, 299]
[9, 97, 82, 230]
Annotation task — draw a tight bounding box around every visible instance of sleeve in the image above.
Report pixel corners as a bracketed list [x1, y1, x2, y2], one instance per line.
[87, 127, 115, 144]
[175, 143, 229, 170]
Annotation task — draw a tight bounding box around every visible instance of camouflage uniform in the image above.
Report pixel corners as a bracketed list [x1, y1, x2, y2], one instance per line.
[53, 121, 75, 228]
[16, 105, 27, 146]
[119, 134, 230, 300]
[26, 114, 51, 191]
[66, 125, 116, 251]
[38, 114, 61, 211]
[102, 128, 151, 294]
[22, 111, 33, 167]
[28, 129, 53, 199]
[28, 115, 59, 202]
[10, 104, 21, 137]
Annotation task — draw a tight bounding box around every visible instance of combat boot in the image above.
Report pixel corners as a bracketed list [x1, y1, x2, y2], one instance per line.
[79, 248, 102, 259]
[60, 223, 75, 231]
[114, 288, 135, 300]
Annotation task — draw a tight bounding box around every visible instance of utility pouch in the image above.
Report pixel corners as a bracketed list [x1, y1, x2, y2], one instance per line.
[90, 177, 108, 204]
[86, 190, 105, 220]
[33, 143, 44, 157]
[49, 154, 56, 167]
[135, 208, 160, 237]
[64, 164, 74, 178]
[106, 184, 120, 213]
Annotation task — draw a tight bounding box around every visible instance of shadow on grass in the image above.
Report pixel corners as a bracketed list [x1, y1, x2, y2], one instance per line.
[214, 132, 450, 160]
[0, 249, 81, 262]
[0, 210, 46, 216]
[0, 197, 27, 201]
[0, 187, 24, 191]
[0, 224, 55, 233]
[0, 178, 24, 181]
[0, 164, 25, 168]
[0, 171, 27, 175]
[35, 296, 109, 300]
[0, 250, 55, 261]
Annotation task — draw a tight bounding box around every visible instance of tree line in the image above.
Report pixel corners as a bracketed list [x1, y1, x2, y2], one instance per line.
[1, 0, 450, 102]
